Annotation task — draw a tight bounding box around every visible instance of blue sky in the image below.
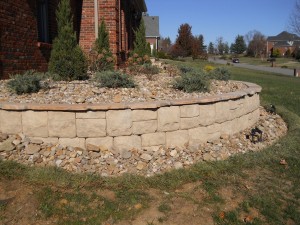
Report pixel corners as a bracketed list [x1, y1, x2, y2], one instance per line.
[145, 0, 296, 45]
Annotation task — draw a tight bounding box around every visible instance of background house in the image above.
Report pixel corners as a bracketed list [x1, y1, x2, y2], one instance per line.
[0, 0, 147, 79]
[143, 13, 160, 54]
[267, 31, 300, 57]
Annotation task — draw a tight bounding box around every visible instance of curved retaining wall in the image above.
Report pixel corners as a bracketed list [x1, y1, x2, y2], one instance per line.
[0, 82, 261, 152]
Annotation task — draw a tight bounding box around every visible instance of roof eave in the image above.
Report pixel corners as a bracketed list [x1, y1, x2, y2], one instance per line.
[133, 0, 147, 12]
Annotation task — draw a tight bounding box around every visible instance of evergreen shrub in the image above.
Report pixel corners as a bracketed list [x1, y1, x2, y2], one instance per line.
[94, 71, 135, 88]
[173, 70, 210, 93]
[7, 70, 44, 95]
[90, 19, 114, 71]
[48, 0, 87, 81]
[210, 67, 231, 81]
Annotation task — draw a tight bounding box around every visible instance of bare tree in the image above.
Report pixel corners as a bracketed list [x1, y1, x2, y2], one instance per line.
[247, 31, 266, 58]
[245, 30, 260, 46]
[289, 0, 300, 36]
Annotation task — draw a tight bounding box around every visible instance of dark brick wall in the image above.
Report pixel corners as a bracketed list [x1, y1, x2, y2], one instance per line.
[1, 0, 48, 78]
[0, 0, 142, 79]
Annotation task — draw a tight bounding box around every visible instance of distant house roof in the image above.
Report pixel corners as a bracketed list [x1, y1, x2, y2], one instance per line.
[267, 31, 300, 42]
[143, 15, 159, 37]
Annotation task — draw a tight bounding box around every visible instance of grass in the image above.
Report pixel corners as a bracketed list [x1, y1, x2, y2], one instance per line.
[237, 56, 300, 69]
[1, 59, 300, 224]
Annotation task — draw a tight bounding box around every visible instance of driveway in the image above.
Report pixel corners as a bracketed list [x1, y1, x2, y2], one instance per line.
[208, 58, 295, 76]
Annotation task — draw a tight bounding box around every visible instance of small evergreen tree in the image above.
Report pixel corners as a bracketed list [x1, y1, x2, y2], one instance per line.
[133, 19, 150, 57]
[208, 42, 215, 54]
[48, 0, 87, 80]
[92, 19, 114, 71]
[231, 35, 247, 54]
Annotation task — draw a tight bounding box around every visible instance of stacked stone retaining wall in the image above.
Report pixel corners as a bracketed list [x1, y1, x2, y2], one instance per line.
[0, 82, 261, 152]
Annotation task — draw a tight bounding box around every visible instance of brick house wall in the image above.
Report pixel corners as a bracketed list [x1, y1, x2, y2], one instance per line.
[0, 0, 55, 79]
[0, 0, 146, 79]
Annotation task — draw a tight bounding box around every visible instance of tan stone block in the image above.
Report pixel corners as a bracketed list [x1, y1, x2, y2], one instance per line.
[215, 101, 230, 123]
[0, 110, 22, 134]
[158, 106, 180, 132]
[76, 119, 106, 137]
[22, 111, 48, 137]
[59, 138, 86, 149]
[199, 104, 216, 126]
[76, 111, 106, 119]
[133, 120, 157, 135]
[189, 123, 221, 144]
[113, 136, 141, 152]
[206, 123, 221, 142]
[237, 114, 250, 131]
[48, 112, 76, 138]
[142, 132, 166, 147]
[220, 120, 236, 135]
[244, 94, 260, 114]
[188, 126, 207, 145]
[180, 117, 200, 130]
[132, 110, 157, 121]
[166, 130, 189, 148]
[248, 109, 260, 127]
[86, 137, 113, 150]
[180, 105, 199, 118]
[228, 99, 244, 120]
[106, 110, 132, 136]
[37, 138, 59, 145]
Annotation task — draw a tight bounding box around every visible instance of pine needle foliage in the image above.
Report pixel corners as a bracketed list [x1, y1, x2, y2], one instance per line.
[133, 19, 151, 57]
[92, 19, 114, 71]
[48, 0, 87, 81]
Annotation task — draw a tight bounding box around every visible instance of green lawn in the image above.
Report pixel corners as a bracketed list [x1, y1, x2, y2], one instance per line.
[1, 61, 300, 224]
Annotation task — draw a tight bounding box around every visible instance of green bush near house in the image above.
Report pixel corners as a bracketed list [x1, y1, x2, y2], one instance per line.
[93, 70, 136, 88]
[48, 0, 87, 81]
[90, 19, 114, 72]
[7, 70, 45, 95]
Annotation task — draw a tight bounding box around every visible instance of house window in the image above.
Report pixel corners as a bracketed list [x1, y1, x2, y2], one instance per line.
[37, 0, 50, 43]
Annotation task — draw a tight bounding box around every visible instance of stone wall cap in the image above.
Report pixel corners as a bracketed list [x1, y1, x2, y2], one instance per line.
[0, 81, 261, 111]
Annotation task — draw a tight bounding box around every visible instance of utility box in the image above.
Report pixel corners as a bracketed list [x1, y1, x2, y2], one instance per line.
[294, 69, 300, 77]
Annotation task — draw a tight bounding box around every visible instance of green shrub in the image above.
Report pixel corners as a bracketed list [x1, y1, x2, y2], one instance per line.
[7, 70, 44, 95]
[127, 53, 151, 66]
[210, 67, 231, 81]
[173, 70, 210, 93]
[179, 65, 194, 73]
[139, 64, 160, 79]
[48, 0, 88, 81]
[157, 51, 171, 59]
[133, 19, 151, 56]
[94, 71, 135, 88]
[90, 19, 114, 72]
[272, 48, 281, 58]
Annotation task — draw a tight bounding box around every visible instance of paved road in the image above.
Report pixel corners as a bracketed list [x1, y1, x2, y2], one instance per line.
[208, 58, 295, 76]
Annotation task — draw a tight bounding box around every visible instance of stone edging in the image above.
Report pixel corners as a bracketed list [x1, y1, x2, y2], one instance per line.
[0, 81, 262, 152]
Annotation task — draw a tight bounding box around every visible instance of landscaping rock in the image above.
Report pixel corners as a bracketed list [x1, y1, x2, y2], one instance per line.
[0, 107, 288, 177]
[25, 144, 41, 155]
[0, 139, 15, 152]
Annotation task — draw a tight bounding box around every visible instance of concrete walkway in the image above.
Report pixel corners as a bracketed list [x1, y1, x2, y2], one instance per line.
[208, 58, 295, 76]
